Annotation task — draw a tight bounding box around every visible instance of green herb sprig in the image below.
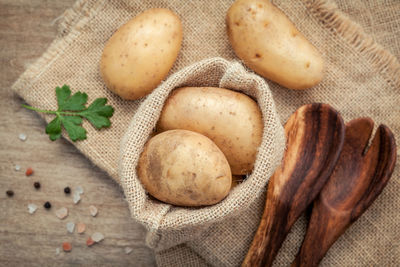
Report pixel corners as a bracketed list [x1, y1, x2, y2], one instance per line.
[23, 85, 114, 141]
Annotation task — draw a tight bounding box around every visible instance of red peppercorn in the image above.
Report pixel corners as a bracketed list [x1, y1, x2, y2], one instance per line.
[86, 237, 95, 247]
[26, 167, 34, 176]
[62, 242, 72, 252]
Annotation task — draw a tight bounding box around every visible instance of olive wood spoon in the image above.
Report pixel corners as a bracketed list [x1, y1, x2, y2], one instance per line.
[242, 103, 345, 267]
[292, 118, 396, 267]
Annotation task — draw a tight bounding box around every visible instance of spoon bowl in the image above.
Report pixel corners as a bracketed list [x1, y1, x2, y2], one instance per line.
[292, 118, 397, 267]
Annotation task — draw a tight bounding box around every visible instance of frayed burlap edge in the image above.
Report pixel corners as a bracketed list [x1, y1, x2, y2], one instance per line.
[13, 0, 105, 92]
[304, 0, 400, 91]
[57, 0, 103, 36]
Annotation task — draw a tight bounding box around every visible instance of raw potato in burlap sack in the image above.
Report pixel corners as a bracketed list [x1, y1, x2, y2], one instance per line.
[119, 57, 285, 251]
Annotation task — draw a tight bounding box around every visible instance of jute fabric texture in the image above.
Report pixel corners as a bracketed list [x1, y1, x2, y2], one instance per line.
[12, 0, 400, 266]
[119, 58, 286, 251]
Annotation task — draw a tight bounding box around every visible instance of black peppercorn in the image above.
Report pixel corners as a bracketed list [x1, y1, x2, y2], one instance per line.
[34, 182, 41, 189]
[64, 187, 71, 194]
[44, 201, 51, 209]
[6, 190, 14, 197]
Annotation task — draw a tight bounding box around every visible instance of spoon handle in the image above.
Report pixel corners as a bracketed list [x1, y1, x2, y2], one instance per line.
[242, 178, 291, 267]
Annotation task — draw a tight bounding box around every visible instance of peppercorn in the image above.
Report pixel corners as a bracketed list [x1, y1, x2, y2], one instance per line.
[25, 167, 34, 176]
[64, 187, 71, 194]
[6, 190, 14, 197]
[34, 182, 41, 189]
[63, 242, 72, 252]
[44, 201, 51, 209]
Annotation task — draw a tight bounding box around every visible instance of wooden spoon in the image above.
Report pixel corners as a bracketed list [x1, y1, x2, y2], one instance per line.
[242, 103, 345, 267]
[292, 118, 396, 267]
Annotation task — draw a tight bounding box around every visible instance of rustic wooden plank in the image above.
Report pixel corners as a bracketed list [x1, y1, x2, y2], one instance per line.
[0, 1, 155, 266]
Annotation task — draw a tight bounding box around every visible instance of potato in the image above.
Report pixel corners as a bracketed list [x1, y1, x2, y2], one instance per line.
[157, 87, 263, 175]
[100, 8, 182, 100]
[137, 130, 232, 206]
[226, 0, 324, 90]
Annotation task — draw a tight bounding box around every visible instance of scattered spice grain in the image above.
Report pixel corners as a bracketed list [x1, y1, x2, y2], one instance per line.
[55, 207, 68, 219]
[28, 203, 38, 214]
[62, 242, 72, 252]
[91, 232, 104, 243]
[25, 167, 33, 176]
[66, 222, 75, 233]
[34, 182, 41, 189]
[124, 247, 133, 254]
[86, 237, 95, 247]
[76, 222, 86, 234]
[89, 205, 98, 217]
[18, 133, 27, 141]
[75, 186, 84, 195]
[44, 201, 52, 209]
[73, 192, 81, 204]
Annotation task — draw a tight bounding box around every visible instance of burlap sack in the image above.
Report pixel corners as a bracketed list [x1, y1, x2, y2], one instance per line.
[119, 57, 285, 251]
[12, 0, 400, 266]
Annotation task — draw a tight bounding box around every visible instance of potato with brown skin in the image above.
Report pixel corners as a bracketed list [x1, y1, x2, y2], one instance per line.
[101, 8, 182, 100]
[137, 130, 232, 207]
[226, 0, 324, 90]
[157, 87, 263, 175]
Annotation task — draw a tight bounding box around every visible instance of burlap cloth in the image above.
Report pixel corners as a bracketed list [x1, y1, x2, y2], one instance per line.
[12, 0, 400, 266]
[119, 57, 286, 252]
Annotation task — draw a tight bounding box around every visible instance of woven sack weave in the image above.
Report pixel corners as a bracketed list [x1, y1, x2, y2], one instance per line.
[119, 57, 285, 251]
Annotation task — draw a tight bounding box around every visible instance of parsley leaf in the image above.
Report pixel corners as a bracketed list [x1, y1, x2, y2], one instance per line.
[23, 85, 114, 142]
[46, 116, 62, 141]
[80, 98, 114, 129]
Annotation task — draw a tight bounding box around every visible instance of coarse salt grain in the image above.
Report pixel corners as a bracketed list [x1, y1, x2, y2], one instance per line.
[124, 247, 133, 254]
[89, 205, 98, 217]
[18, 133, 27, 141]
[15, 165, 21, 171]
[56, 248, 60, 255]
[75, 186, 84, 195]
[91, 232, 104, 243]
[28, 203, 37, 214]
[66, 222, 75, 233]
[73, 192, 81, 204]
[55, 207, 68, 219]
[76, 222, 86, 234]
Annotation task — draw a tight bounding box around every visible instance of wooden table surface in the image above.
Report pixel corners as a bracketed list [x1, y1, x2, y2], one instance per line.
[0, 1, 155, 266]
